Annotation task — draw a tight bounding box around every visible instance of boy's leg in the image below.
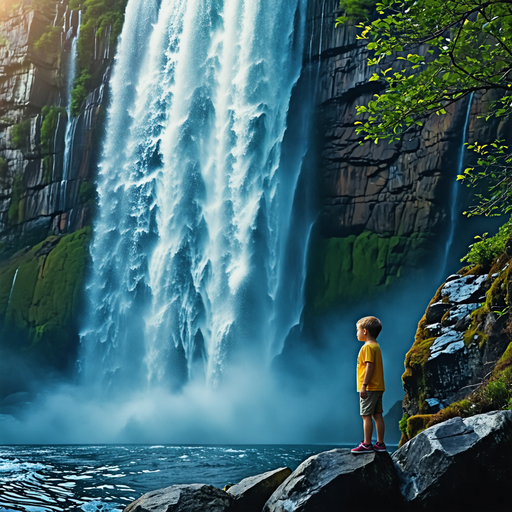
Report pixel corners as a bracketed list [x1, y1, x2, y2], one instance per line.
[363, 415, 373, 445]
[373, 412, 385, 444]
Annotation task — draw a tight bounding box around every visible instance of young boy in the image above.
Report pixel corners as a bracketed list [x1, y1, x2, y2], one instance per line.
[351, 316, 386, 454]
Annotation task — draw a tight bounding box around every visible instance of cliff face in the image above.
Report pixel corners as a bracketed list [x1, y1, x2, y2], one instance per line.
[400, 247, 512, 443]
[302, 0, 512, 312]
[0, 0, 112, 382]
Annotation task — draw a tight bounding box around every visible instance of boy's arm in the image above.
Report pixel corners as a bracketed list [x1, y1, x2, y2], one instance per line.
[360, 361, 374, 399]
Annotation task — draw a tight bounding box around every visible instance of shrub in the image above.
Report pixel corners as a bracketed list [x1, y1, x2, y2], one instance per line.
[399, 413, 410, 437]
[11, 119, 31, 152]
[40, 106, 66, 154]
[34, 26, 61, 53]
[484, 379, 510, 408]
[70, 0, 128, 116]
[461, 219, 512, 265]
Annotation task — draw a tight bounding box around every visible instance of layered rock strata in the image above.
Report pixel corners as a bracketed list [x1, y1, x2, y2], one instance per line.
[0, 0, 110, 257]
[303, 0, 512, 310]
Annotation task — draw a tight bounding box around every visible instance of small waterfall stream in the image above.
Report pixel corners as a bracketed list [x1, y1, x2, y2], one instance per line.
[441, 94, 474, 277]
[80, 0, 310, 393]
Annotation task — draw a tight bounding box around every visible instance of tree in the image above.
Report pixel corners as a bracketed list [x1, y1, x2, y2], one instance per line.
[337, 0, 512, 216]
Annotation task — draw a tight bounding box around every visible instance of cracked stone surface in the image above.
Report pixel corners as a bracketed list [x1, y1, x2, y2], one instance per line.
[392, 410, 512, 510]
[263, 449, 401, 512]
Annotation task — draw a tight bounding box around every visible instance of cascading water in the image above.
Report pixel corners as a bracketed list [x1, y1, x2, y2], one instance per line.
[80, 0, 309, 393]
[62, 10, 81, 182]
[441, 93, 474, 277]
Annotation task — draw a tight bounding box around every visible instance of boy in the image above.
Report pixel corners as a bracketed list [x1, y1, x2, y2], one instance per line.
[351, 316, 386, 454]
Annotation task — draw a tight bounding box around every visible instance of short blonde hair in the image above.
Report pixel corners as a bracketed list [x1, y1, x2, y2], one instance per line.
[357, 316, 382, 338]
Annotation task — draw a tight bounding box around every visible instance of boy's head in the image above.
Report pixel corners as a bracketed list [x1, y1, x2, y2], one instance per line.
[356, 316, 382, 340]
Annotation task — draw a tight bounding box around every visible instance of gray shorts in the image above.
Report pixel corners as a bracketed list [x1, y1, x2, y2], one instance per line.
[360, 391, 384, 416]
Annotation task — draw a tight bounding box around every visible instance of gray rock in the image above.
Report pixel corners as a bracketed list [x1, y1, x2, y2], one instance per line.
[123, 484, 233, 512]
[228, 467, 292, 512]
[440, 274, 487, 304]
[425, 301, 451, 324]
[263, 449, 402, 512]
[392, 410, 512, 510]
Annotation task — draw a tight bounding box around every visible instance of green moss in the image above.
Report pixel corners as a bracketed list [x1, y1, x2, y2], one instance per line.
[0, 228, 92, 368]
[306, 230, 433, 312]
[406, 414, 432, 439]
[0, 157, 8, 182]
[399, 413, 410, 437]
[34, 25, 61, 53]
[40, 106, 66, 155]
[11, 119, 31, 152]
[7, 175, 24, 225]
[79, 180, 95, 206]
[71, 0, 128, 116]
[462, 329, 487, 348]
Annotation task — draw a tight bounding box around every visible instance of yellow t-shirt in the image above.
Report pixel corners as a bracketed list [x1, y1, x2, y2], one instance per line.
[357, 342, 385, 392]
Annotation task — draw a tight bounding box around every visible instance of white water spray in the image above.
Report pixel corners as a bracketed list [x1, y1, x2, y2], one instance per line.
[80, 0, 309, 393]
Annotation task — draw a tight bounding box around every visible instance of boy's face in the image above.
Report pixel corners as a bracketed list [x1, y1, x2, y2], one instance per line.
[356, 324, 367, 342]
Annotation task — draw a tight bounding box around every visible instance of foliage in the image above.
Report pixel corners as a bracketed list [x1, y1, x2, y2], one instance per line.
[461, 217, 512, 265]
[10, 119, 31, 152]
[483, 378, 510, 408]
[399, 413, 409, 436]
[0, 157, 7, 182]
[34, 25, 61, 53]
[8, 175, 24, 225]
[338, 0, 512, 216]
[40, 106, 66, 154]
[70, 71, 92, 117]
[337, 0, 379, 23]
[70, 0, 128, 116]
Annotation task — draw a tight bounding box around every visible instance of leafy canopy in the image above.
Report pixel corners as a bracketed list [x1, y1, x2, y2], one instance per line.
[337, 0, 512, 216]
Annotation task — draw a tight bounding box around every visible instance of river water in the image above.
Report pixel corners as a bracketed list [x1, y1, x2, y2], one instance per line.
[0, 444, 344, 511]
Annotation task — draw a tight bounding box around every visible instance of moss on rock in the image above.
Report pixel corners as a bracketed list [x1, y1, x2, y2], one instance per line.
[306, 230, 434, 312]
[0, 227, 92, 369]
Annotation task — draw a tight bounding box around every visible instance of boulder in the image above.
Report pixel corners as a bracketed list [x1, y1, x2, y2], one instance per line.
[123, 484, 233, 512]
[392, 410, 512, 510]
[227, 467, 292, 512]
[263, 449, 402, 512]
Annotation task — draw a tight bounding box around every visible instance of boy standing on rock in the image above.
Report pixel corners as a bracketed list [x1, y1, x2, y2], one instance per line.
[351, 316, 387, 454]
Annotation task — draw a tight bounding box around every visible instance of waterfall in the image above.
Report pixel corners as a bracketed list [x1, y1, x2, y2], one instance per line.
[5, 268, 19, 314]
[80, 0, 309, 393]
[441, 94, 474, 277]
[62, 10, 81, 182]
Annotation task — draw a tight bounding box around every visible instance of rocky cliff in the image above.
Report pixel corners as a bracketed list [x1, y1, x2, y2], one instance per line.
[400, 233, 512, 443]
[302, 0, 512, 312]
[0, 0, 115, 384]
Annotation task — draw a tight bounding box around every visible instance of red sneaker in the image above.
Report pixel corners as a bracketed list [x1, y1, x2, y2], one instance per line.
[374, 442, 387, 452]
[351, 442, 374, 454]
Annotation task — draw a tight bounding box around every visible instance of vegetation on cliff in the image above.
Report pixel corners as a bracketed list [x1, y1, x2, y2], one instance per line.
[0, 227, 91, 370]
[399, 236, 512, 445]
[69, 0, 128, 116]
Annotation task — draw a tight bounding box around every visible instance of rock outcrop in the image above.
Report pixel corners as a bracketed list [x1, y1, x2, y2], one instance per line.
[392, 410, 512, 510]
[227, 467, 292, 512]
[400, 240, 512, 443]
[122, 411, 511, 512]
[123, 484, 233, 512]
[262, 449, 401, 512]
